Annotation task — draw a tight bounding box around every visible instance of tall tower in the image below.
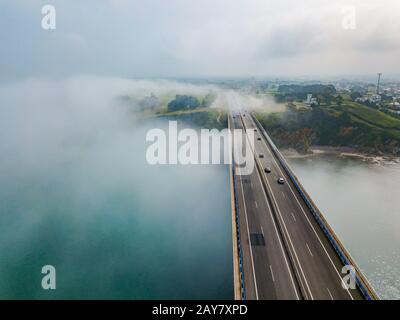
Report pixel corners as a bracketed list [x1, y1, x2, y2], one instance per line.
[376, 73, 382, 94]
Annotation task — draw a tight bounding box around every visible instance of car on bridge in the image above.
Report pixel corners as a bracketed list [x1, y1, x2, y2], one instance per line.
[257, 137, 261, 141]
[278, 177, 285, 184]
[259, 154, 264, 158]
[264, 167, 271, 173]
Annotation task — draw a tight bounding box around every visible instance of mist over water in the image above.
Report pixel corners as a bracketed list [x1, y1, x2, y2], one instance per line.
[288, 156, 400, 299]
[4, 75, 399, 300]
[0, 77, 233, 299]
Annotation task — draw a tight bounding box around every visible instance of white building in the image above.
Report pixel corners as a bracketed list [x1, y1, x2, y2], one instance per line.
[305, 93, 318, 106]
[355, 94, 381, 104]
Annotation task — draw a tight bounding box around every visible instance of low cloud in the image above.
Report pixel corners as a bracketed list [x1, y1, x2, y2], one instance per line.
[0, 76, 233, 298]
[0, 0, 399, 79]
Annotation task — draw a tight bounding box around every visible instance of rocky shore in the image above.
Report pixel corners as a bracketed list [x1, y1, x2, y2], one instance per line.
[282, 146, 400, 166]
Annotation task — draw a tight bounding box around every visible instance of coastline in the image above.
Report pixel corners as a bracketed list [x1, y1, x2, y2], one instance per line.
[282, 146, 400, 166]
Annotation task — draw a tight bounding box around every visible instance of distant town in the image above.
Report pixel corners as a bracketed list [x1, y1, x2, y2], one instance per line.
[168, 76, 400, 157]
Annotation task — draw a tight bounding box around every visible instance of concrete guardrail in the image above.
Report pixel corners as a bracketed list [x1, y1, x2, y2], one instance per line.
[252, 114, 379, 300]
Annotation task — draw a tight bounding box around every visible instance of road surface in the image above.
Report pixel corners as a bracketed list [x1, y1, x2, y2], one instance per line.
[231, 109, 364, 300]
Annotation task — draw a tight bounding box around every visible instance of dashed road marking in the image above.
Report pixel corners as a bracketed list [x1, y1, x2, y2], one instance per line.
[306, 243, 314, 257]
[270, 265, 275, 282]
[327, 288, 334, 300]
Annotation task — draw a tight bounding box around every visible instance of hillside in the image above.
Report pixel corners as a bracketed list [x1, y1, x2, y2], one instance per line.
[118, 91, 226, 130]
[255, 99, 400, 156]
[154, 108, 227, 130]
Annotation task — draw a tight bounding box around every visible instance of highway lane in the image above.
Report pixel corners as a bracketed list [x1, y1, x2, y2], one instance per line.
[230, 113, 300, 300]
[240, 111, 364, 300]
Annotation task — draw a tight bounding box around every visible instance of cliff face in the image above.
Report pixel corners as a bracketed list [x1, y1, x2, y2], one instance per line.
[256, 105, 400, 156]
[267, 127, 315, 154]
[267, 127, 400, 156]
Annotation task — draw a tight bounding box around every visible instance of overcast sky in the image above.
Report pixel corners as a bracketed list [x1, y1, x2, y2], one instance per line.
[1, 0, 399, 80]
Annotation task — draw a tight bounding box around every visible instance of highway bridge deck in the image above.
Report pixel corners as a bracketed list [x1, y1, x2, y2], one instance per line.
[230, 111, 367, 300]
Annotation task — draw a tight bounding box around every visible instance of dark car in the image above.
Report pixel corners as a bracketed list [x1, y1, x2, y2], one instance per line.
[257, 137, 261, 141]
[264, 167, 271, 173]
[259, 154, 264, 158]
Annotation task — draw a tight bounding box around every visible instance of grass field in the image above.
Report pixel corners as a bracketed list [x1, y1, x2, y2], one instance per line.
[343, 102, 400, 130]
[255, 97, 400, 154]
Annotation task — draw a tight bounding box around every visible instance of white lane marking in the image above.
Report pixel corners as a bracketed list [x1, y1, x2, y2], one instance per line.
[253, 155, 313, 297]
[254, 165, 300, 300]
[281, 192, 285, 199]
[327, 288, 334, 300]
[237, 135, 259, 300]
[250, 115, 354, 300]
[261, 226, 264, 236]
[306, 243, 314, 257]
[291, 212, 297, 222]
[270, 265, 275, 282]
[240, 116, 302, 300]
[255, 201, 258, 209]
[251, 181, 253, 189]
[243, 115, 314, 300]
[264, 151, 354, 300]
[241, 114, 308, 299]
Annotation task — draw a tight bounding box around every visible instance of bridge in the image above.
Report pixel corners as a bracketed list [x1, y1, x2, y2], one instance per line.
[229, 110, 379, 300]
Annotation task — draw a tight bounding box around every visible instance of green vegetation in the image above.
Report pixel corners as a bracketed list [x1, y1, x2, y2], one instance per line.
[166, 93, 217, 112]
[256, 95, 400, 155]
[167, 95, 201, 112]
[157, 93, 225, 129]
[155, 108, 227, 130]
[344, 102, 400, 130]
[119, 91, 225, 130]
[276, 84, 337, 105]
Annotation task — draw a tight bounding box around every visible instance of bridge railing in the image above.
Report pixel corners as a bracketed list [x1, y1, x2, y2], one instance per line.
[232, 163, 246, 300]
[252, 114, 379, 300]
[229, 115, 246, 300]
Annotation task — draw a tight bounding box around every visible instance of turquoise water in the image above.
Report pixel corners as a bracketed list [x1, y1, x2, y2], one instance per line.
[0, 121, 233, 299]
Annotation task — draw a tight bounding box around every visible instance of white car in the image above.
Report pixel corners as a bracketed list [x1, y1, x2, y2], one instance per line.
[278, 178, 285, 184]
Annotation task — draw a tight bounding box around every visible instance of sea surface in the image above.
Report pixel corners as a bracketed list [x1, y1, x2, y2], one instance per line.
[288, 155, 400, 300]
[0, 119, 233, 299]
